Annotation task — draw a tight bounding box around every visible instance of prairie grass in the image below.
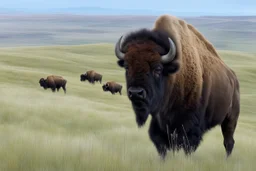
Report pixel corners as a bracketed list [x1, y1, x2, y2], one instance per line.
[0, 44, 255, 171]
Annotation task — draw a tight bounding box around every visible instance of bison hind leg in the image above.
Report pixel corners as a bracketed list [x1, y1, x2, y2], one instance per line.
[221, 95, 239, 158]
[221, 116, 238, 157]
[62, 85, 67, 94]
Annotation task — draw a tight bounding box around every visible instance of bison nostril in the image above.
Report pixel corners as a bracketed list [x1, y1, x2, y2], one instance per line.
[128, 87, 146, 99]
[129, 91, 132, 96]
[138, 90, 143, 96]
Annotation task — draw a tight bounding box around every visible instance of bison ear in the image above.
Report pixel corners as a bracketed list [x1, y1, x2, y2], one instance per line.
[163, 61, 180, 75]
[117, 59, 124, 68]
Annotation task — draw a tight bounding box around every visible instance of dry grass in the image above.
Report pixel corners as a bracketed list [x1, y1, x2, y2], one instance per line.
[0, 44, 255, 171]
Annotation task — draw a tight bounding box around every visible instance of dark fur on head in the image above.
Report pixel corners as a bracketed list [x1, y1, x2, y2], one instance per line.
[39, 78, 47, 89]
[116, 29, 180, 127]
[102, 84, 108, 91]
[80, 74, 87, 81]
[121, 28, 170, 55]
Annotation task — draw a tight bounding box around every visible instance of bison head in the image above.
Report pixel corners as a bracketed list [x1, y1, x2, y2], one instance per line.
[102, 83, 110, 92]
[39, 78, 47, 89]
[115, 29, 179, 127]
[80, 73, 87, 81]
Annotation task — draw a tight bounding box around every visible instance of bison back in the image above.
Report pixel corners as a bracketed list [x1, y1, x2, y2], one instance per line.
[86, 70, 96, 80]
[47, 75, 66, 87]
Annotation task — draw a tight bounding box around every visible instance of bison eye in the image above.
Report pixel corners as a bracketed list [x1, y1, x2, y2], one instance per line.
[153, 66, 162, 77]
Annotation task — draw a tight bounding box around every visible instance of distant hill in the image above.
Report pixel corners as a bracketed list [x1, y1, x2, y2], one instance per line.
[0, 14, 255, 53]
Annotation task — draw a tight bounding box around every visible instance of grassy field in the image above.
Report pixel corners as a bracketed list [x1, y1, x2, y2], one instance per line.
[0, 43, 256, 171]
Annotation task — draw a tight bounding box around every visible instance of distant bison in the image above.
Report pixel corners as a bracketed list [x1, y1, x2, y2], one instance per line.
[102, 81, 122, 95]
[39, 75, 67, 93]
[114, 15, 240, 159]
[80, 70, 102, 84]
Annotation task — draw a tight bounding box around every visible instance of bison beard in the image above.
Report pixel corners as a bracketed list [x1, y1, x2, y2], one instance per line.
[114, 15, 240, 159]
[131, 100, 150, 127]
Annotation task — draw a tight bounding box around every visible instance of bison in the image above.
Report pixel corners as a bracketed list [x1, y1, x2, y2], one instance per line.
[39, 75, 67, 93]
[102, 81, 122, 95]
[114, 15, 240, 159]
[80, 70, 102, 84]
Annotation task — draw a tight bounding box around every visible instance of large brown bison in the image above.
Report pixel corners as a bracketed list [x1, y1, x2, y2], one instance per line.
[39, 75, 67, 93]
[80, 70, 102, 84]
[114, 15, 240, 159]
[102, 81, 122, 95]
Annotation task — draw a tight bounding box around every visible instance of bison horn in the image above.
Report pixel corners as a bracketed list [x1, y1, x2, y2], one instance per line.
[161, 38, 176, 63]
[115, 35, 125, 60]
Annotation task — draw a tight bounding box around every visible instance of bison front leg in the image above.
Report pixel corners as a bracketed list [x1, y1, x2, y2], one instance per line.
[88, 78, 93, 84]
[57, 86, 60, 92]
[177, 115, 204, 156]
[149, 118, 169, 159]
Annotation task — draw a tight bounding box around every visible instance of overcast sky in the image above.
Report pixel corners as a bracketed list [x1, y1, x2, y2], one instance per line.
[1, 0, 256, 15]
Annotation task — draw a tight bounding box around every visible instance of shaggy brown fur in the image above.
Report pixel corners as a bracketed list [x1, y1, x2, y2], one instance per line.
[153, 15, 223, 109]
[80, 70, 102, 84]
[39, 75, 67, 93]
[102, 81, 122, 95]
[115, 15, 240, 159]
